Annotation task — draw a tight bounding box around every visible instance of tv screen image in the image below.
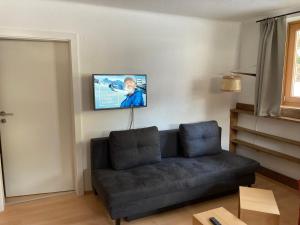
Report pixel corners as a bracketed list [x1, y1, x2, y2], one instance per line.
[93, 74, 147, 110]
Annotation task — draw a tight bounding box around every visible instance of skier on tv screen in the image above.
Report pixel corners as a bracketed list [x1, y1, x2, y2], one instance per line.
[121, 77, 144, 108]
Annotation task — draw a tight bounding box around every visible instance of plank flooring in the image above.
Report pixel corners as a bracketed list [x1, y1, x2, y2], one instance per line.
[0, 174, 299, 225]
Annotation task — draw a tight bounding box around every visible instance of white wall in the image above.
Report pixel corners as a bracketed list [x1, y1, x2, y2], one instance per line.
[0, 0, 241, 191]
[237, 20, 300, 179]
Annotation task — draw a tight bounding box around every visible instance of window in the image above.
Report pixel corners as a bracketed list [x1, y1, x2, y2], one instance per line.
[283, 21, 300, 107]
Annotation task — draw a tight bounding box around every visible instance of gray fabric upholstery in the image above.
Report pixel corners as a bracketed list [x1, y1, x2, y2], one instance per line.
[159, 129, 180, 157]
[91, 129, 182, 172]
[92, 151, 259, 219]
[109, 174, 255, 219]
[179, 121, 222, 157]
[109, 126, 161, 170]
[91, 137, 111, 170]
[91, 124, 259, 220]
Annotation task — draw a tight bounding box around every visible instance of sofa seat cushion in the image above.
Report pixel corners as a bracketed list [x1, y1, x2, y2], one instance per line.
[109, 126, 161, 170]
[179, 121, 222, 157]
[92, 151, 259, 207]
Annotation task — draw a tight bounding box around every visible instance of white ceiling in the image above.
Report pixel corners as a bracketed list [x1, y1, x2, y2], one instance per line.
[56, 0, 300, 21]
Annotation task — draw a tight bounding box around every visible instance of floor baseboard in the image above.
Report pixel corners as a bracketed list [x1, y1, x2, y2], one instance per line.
[5, 190, 75, 205]
[257, 166, 298, 190]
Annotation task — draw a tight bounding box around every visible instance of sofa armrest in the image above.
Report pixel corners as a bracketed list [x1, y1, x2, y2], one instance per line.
[91, 137, 111, 170]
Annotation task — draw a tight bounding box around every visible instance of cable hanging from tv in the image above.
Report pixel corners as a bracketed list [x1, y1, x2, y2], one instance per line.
[129, 106, 134, 130]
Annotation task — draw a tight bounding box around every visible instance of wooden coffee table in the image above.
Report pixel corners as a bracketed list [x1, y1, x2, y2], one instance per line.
[239, 186, 280, 225]
[193, 207, 247, 225]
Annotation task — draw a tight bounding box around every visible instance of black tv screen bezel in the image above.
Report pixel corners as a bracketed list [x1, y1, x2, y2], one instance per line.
[92, 74, 148, 111]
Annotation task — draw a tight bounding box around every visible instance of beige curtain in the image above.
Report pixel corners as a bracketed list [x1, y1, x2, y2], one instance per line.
[255, 17, 287, 116]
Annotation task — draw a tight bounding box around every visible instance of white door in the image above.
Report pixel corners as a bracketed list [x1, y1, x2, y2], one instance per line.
[0, 39, 74, 197]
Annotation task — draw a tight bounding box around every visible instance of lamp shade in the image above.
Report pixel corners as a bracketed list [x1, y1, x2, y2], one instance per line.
[221, 75, 241, 92]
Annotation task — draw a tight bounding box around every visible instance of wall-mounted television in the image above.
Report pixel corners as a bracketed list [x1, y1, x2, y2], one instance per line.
[93, 74, 147, 110]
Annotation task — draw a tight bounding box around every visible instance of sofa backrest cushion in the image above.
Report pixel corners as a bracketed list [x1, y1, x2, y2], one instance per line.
[90, 124, 222, 170]
[179, 121, 222, 157]
[109, 126, 161, 170]
[159, 129, 181, 158]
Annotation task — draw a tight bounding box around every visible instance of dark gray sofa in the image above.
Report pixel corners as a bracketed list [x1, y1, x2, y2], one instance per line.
[91, 122, 259, 225]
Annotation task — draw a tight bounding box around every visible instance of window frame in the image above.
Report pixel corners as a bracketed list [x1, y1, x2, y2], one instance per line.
[282, 20, 300, 107]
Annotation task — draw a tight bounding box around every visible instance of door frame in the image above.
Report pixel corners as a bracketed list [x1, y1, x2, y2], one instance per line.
[0, 28, 84, 211]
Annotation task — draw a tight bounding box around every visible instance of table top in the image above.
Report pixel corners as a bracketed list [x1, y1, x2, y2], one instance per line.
[239, 186, 280, 215]
[193, 207, 247, 225]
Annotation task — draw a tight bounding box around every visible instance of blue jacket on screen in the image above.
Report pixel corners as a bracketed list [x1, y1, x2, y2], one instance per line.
[121, 89, 144, 108]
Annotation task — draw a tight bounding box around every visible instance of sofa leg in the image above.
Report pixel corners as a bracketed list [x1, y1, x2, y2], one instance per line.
[92, 187, 98, 195]
[115, 219, 121, 225]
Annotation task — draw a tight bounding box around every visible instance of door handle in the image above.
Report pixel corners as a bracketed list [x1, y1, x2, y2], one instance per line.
[0, 111, 14, 117]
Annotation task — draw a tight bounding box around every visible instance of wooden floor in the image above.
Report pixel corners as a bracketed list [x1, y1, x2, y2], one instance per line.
[0, 174, 299, 225]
